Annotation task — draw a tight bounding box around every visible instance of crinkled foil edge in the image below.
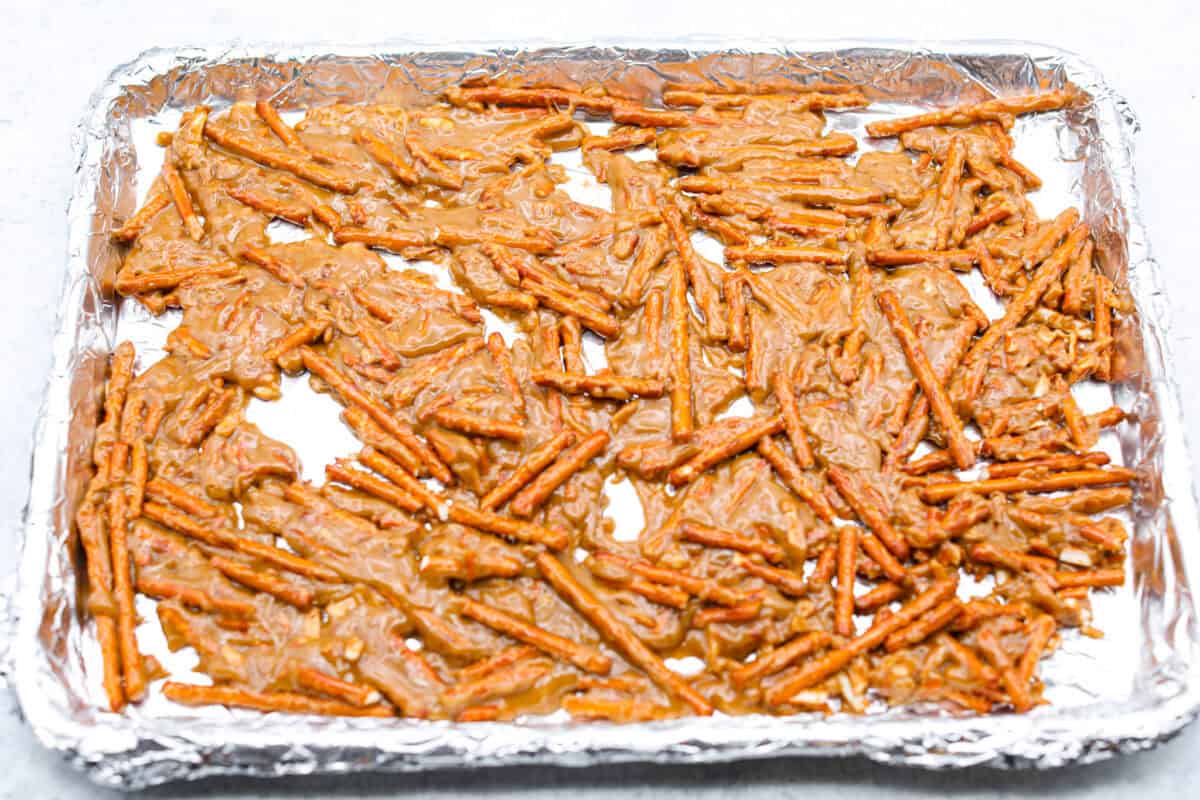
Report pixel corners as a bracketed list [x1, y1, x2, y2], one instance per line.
[7, 38, 1200, 789]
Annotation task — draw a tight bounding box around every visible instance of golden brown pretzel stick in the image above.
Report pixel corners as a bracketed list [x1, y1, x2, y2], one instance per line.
[1094, 273, 1114, 381]
[619, 225, 669, 307]
[480, 431, 576, 511]
[299, 347, 452, 484]
[724, 271, 749, 353]
[441, 656, 552, 714]
[662, 204, 725, 340]
[772, 363, 815, 469]
[445, 84, 615, 113]
[663, 89, 867, 110]
[107, 489, 146, 702]
[1017, 615, 1058, 683]
[224, 186, 311, 226]
[242, 246, 305, 288]
[970, 543, 1058, 584]
[826, 466, 909, 560]
[510, 430, 609, 517]
[325, 460, 422, 512]
[668, 415, 783, 486]
[530, 368, 666, 400]
[181, 385, 238, 447]
[867, 248, 977, 270]
[922, 468, 1134, 503]
[126, 439, 148, 518]
[595, 552, 744, 607]
[134, 574, 255, 618]
[884, 599, 962, 651]
[965, 203, 1014, 236]
[810, 544, 838, 584]
[1054, 568, 1124, 588]
[162, 162, 204, 241]
[865, 89, 1076, 137]
[458, 596, 612, 674]
[77, 503, 125, 711]
[523, 282, 620, 338]
[986, 451, 1110, 478]
[755, 436, 835, 522]
[485, 332, 524, 417]
[208, 555, 314, 609]
[332, 227, 427, 251]
[458, 645, 538, 683]
[295, 664, 380, 707]
[641, 287, 666, 374]
[933, 136, 966, 250]
[562, 695, 672, 722]
[112, 189, 170, 243]
[835, 525, 858, 637]
[535, 552, 713, 715]
[858, 530, 907, 583]
[166, 327, 211, 359]
[679, 521, 785, 563]
[254, 99, 306, 151]
[163, 682, 393, 717]
[341, 406, 424, 477]
[725, 245, 848, 267]
[433, 407, 526, 442]
[679, 176, 884, 206]
[264, 319, 328, 363]
[876, 291, 975, 469]
[115, 263, 240, 295]
[353, 447, 438, 512]
[203, 121, 366, 193]
[733, 555, 809, 597]
[352, 128, 419, 184]
[976, 629, 1033, 712]
[730, 631, 833, 687]
[694, 598, 762, 626]
[1060, 239, 1093, 316]
[404, 131, 464, 190]
[582, 126, 658, 152]
[666, 256, 694, 440]
[447, 503, 569, 550]
[142, 500, 341, 582]
[854, 581, 903, 613]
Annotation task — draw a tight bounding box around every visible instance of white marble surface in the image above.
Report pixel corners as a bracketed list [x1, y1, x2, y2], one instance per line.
[1, 0, 1198, 795]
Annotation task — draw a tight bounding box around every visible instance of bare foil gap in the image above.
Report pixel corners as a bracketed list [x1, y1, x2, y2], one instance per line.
[6, 40, 1199, 789]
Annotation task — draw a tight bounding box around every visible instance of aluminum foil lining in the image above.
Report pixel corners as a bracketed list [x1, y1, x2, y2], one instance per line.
[7, 40, 1200, 789]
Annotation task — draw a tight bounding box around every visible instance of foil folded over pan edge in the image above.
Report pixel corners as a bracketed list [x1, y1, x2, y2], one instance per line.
[8, 39, 1200, 788]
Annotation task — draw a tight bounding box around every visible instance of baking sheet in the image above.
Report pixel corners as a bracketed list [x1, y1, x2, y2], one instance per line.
[8, 40, 1200, 788]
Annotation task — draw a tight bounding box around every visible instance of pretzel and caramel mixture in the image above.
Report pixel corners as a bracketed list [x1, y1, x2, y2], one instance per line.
[79, 75, 1132, 721]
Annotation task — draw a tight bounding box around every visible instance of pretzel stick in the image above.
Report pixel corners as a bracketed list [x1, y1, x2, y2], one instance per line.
[181, 385, 238, 446]
[679, 521, 785, 563]
[295, 664, 380, 707]
[679, 176, 884, 206]
[725, 245, 848, 267]
[357, 447, 441, 511]
[1054, 568, 1124, 588]
[723, 271, 749, 352]
[835, 525, 858, 636]
[134, 572, 255, 617]
[300, 347, 452, 483]
[325, 460, 421, 512]
[127, 439, 148, 518]
[530, 368, 665, 400]
[115, 262, 240, 294]
[755, 436, 835, 522]
[838, 266, 872, 383]
[209, 555, 313, 609]
[582, 126, 658, 152]
[865, 89, 1076, 137]
[457, 645, 538, 684]
[876, 291, 974, 469]
[479, 431, 576, 511]
[264, 319, 328, 362]
[535, 552, 713, 715]
[1017, 615, 1057, 683]
[965, 203, 1014, 236]
[694, 598, 762, 626]
[562, 695, 672, 722]
[1061, 239, 1093, 316]
[986, 451, 1110, 478]
[204, 121, 365, 193]
[163, 682, 393, 717]
[107, 489, 146, 702]
[77, 503, 124, 711]
[254, 99, 305, 150]
[772, 364, 815, 469]
[855, 582, 903, 613]
[341, 407, 424, 477]
[922, 468, 1134, 503]
[826, 466, 909, 560]
[884, 599, 962, 651]
[484, 333, 524, 417]
[595, 552, 744, 607]
[662, 204, 725, 339]
[459, 596, 612, 674]
[933, 136, 966, 250]
[405, 131, 464, 190]
[354, 128, 419, 184]
[447, 503, 569, 550]
[162, 162, 204, 241]
[976, 629, 1033, 712]
[663, 89, 867, 110]
[445, 85, 616, 114]
[810, 543, 838, 584]
[1094, 273, 1113, 381]
[668, 415, 783, 486]
[734, 555, 809, 597]
[665, 256, 694, 440]
[858, 531, 907, 583]
[620, 225, 669, 307]
[241, 246, 305, 288]
[731, 631, 833, 687]
[225, 185, 311, 225]
[432, 407, 526, 442]
[142, 501, 340, 582]
[1060, 394, 1091, 450]
[112, 189, 170, 243]
[510, 430, 609, 517]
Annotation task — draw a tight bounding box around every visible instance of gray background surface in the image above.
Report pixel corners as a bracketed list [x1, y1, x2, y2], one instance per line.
[2, 0, 1197, 795]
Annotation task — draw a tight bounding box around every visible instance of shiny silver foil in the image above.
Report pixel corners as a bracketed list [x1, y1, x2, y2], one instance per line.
[8, 40, 1200, 789]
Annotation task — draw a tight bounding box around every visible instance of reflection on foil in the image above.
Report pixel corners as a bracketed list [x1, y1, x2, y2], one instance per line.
[7, 41, 1200, 788]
